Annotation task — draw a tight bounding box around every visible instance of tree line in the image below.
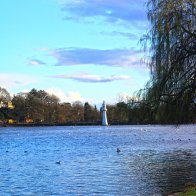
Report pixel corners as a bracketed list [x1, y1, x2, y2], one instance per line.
[0, 87, 147, 124]
[0, 85, 195, 124]
[0, 88, 101, 124]
[0, 87, 142, 125]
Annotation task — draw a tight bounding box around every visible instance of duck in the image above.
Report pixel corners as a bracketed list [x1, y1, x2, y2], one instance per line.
[117, 148, 121, 153]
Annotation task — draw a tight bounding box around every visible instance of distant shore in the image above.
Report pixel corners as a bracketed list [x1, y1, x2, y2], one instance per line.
[1, 122, 195, 127]
[0, 122, 100, 127]
[0, 121, 140, 127]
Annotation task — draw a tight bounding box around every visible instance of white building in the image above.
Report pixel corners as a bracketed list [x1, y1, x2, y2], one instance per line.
[102, 101, 108, 126]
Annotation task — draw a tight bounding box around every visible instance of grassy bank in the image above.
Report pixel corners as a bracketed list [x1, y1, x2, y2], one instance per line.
[168, 184, 196, 196]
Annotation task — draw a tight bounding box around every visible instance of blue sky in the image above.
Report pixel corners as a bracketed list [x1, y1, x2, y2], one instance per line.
[0, 0, 150, 105]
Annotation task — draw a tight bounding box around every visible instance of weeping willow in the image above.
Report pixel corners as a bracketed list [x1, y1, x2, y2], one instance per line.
[141, 0, 196, 123]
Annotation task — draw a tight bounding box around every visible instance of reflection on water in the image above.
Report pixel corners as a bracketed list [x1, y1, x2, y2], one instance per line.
[0, 125, 195, 195]
[123, 150, 196, 195]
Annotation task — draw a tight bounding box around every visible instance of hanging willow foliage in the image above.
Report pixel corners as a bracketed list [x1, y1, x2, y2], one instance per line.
[140, 0, 196, 123]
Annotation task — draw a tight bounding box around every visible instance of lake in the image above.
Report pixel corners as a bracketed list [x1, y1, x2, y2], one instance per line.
[0, 125, 196, 195]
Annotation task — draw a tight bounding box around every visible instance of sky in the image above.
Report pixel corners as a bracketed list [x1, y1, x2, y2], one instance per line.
[0, 0, 150, 105]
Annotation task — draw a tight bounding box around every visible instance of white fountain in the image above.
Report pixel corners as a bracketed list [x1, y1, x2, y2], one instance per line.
[102, 101, 108, 126]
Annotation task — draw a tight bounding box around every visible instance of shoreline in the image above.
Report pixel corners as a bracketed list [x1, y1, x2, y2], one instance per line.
[167, 183, 196, 196]
[1, 122, 195, 127]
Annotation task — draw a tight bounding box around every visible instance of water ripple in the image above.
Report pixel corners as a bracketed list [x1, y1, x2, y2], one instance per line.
[0, 125, 195, 195]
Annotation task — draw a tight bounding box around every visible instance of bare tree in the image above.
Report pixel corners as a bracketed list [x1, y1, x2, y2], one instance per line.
[0, 87, 11, 102]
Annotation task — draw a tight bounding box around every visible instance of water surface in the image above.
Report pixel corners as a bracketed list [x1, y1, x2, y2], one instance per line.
[0, 125, 196, 195]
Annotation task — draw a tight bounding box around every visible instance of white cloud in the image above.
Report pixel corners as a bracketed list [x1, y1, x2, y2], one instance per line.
[48, 47, 146, 68]
[27, 59, 46, 66]
[0, 73, 38, 90]
[116, 92, 134, 102]
[60, 0, 147, 25]
[51, 73, 129, 83]
[46, 87, 84, 103]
